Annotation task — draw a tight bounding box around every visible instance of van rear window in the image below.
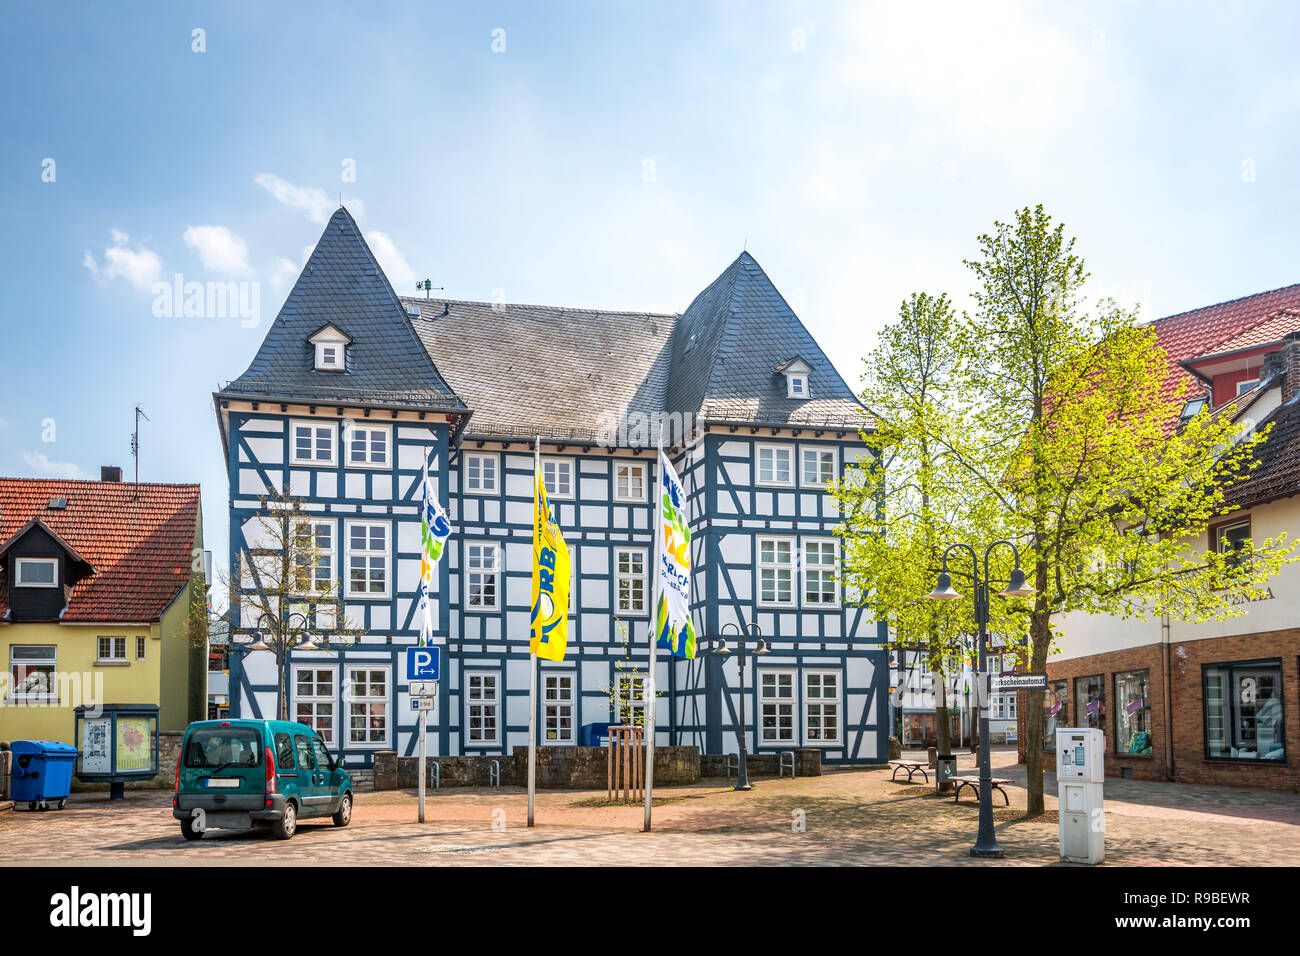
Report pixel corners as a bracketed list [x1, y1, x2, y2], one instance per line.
[184, 728, 262, 768]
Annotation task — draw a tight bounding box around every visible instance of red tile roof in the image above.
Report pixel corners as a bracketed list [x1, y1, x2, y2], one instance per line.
[0, 478, 201, 623]
[1189, 309, 1300, 360]
[1151, 283, 1300, 434]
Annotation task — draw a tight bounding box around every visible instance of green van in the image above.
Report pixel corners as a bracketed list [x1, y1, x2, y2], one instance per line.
[172, 719, 353, 840]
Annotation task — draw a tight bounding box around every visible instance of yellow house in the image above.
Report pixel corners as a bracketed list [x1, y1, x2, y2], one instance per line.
[0, 473, 204, 744]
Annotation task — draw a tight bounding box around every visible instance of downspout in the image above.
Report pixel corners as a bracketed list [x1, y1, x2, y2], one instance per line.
[1161, 612, 1174, 781]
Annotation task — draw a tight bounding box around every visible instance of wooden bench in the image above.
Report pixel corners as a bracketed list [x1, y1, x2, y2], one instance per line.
[889, 760, 929, 783]
[951, 774, 1011, 805]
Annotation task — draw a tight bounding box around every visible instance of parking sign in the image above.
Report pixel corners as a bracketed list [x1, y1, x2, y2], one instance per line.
[407, 646, 440, 681]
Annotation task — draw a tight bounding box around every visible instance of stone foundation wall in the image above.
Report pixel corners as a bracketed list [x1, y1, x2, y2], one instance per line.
[372, 746, 701, 790]
[700, 748, 822, 778]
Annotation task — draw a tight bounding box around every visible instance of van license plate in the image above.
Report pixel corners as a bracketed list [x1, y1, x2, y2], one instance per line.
[204, 777, 240, 788]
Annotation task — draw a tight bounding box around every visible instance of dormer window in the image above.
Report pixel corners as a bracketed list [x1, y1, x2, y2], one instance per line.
[776, 357, 812, 399]
[15, 557, 58, 588]
[1179, 396, 1208, 422]
[308, 324, 352, 373]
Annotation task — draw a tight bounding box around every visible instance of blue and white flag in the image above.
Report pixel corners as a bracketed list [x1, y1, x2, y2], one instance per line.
[417, 467, 452, 646]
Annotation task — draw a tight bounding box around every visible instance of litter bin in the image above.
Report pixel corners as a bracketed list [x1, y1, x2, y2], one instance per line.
[934, 754, 957, 793]
[11, 740, 78, 811]
[581, 722, 614, 746]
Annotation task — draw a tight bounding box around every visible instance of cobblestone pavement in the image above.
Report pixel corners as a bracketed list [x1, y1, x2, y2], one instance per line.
[1, 750, 1296, 865]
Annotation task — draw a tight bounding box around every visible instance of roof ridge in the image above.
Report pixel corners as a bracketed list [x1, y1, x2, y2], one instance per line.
[0, 476, 200, 489]
[400, 295, 679, 320]
[1151, 280, 1300, 327]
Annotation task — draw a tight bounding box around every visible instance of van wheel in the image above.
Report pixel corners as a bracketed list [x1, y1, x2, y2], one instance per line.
[333, 792, 352, 827]
[180, 818, 204, 841]
[273, 802, 297, 840]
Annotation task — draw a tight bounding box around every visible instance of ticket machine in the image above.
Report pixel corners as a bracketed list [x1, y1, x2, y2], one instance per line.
[1056, 726, 1105, 864]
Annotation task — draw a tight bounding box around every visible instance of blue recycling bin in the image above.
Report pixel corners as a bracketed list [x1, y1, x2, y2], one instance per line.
[11, 740, 78, 811]
[581, 722, 615, 746]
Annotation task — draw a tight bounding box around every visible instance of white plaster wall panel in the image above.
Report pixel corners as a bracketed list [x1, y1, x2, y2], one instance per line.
[715, 493, 736, 515]
[824, 615, 842, 638]
[800, 493, 818, 515]
[506, 571, 531, 608]
[801, 613, 820, 636]
[755, 491, 773, 514]
[777, 493, 795, 515]
[243, 418, 284, 433]
[506, 610, 530, 638]
[372, 474, 393, 500]
[242, 650, 278, 684]
[397, 557, 421, 593]
[238, 469, 271, 496]
[581, 477, 605, 500]
[719, 534, 749, 566]
[505, 501, 531, 525]
[397, 444, 425, 470]
[482, 616, 502, 641]
[580, 577, 607, 610]
[506, 472, 531, 498]
[581, 613, 607, 643]
[581, 505, 606, 527]
[316, 472, 337, 498]
[504, 541, 529, 574]
[397, 521, 420, 554]
[246, 436, 284, 463]
[482, 500, 501, 525]
[821, 497, 840, 519]
[462, 498, 481, 524]
[345, 473, 366, 499]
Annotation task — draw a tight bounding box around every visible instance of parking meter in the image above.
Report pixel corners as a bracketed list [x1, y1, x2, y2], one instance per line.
[1056, 727, 1105, 864]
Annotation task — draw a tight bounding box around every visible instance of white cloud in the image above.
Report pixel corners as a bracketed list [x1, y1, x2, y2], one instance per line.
[366, 230, 416, 291]
[183, 224, 251, 274]
[254, 172, 364, 224]
[82, 229, 163, 292]
[20, 450, 84, 479]
[268, 256, 300, 293]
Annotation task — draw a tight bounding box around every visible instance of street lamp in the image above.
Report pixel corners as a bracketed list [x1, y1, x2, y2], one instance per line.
[925, 541, 1034, 859]
[713, 622, 770, 792]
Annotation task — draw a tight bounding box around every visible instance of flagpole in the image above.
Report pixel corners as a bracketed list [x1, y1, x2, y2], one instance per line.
[528, 435, 540, 828]
[644, 425, 664, 832]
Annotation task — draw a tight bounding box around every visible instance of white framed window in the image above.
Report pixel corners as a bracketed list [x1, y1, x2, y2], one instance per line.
[1237, 379, 1259, 396]
[800, 447, 836, 487]
[465, 542, 501, 610]
[756, 445, 794, 487]
[315, 342, 345, 371]
[614, 461, 646, 502]
[804, 670, 842, 745]
[294, 518, 335, 594]
[616, 672, 647, 726]
[136, 635, 147, 660]
[992, 694, 1017, 720]
[760, 670, 796, 744]
[294, 665, 337, 745]
[9, 645, 56, 702]
[345, 520, 389, 597]
[787, 373, 808, 398]
[615, 547, 648, 615]
[345, 665, 389, 747]
[291, 420, 336, 466]
[346, 424, 390, 468]
[464, 452, 499, 494]
[466, 671, 501, 746]
[543, 672, 576, 744]
[96, 636, 127, 662]
[758, 537, 795, 606]
[14, 557, 58, 588]
[803, 538, 839, 608]
[542, 458, 574, 499]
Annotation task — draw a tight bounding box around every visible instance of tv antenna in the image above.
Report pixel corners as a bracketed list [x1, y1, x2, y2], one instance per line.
[131, 404, 150, 494]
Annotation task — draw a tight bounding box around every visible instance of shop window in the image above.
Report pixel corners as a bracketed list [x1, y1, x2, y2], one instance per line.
[1074, 674, 1104, 730]
[1043, 680, 1068, 750]
[1204, 659, 1285, 762]
[1114, 669, 1152, 755]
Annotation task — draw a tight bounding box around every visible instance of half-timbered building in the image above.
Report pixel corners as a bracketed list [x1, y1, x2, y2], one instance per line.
[214, 207, 886, 772]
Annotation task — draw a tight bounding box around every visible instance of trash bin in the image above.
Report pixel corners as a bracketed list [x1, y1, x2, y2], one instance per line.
[10, 740, 78, 811]
[581, 722, 614, 746]
[934, 755, 957, 792]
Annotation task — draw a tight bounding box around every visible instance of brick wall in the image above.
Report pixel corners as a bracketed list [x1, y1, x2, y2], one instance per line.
[1016, 631, 1300, 790]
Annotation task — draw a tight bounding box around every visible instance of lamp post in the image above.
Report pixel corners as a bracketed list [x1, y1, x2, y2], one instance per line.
[248, 609, 316, 720]
[924, 541, 1034, 859]
[713, 622, 771, 792]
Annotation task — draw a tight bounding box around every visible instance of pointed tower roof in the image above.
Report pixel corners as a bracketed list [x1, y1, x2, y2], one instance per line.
[665, 251, 868, 429]
[220, 207, 466, 413]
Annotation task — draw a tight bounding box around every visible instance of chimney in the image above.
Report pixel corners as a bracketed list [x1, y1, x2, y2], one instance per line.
[101, 466, 123, 482]
[1285, 332, 1300, 404]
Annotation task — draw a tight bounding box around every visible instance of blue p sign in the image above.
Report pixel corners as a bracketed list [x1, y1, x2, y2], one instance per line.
[407, 646, 440, 681]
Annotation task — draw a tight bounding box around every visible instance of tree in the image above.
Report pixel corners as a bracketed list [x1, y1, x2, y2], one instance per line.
[224, 490, 363, 720]
[837, 293, 1018, 762]
[935, 205, 1294, 813]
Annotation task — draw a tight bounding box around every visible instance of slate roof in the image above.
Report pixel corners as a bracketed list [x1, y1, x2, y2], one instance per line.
[0, 478, 201, 623]
[1150, 283, 1300, 434]
[226, 211, 868, 445]
[665, 252, 868, 431]
[219, 207, 466, 414]
[406, 298, 677, 444]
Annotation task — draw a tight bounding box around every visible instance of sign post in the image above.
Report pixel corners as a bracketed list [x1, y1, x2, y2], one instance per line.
[406, 647, 441, 824]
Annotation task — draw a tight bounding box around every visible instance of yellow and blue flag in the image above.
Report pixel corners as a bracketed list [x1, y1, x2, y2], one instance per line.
[417, 469, 452, 646]
[530, 469, 572, 661]
[655, 450, 697, 659]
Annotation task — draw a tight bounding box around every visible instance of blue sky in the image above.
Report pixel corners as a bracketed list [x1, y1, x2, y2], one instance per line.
[2, 1, 1299, 577]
